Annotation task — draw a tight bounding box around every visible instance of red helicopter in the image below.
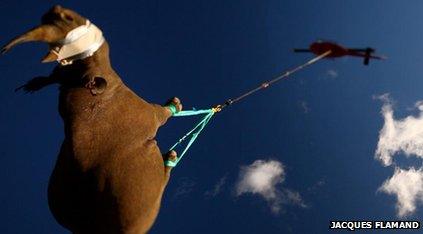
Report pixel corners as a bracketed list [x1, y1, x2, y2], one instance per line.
[294, 40, 386, 65]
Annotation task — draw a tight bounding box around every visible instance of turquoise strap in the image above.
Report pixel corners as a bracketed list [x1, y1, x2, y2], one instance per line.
[167, 103, 178, 115]
[165, 159, 178, 167]
[165, 108, 215, 167]
[173, 109, 213, 116]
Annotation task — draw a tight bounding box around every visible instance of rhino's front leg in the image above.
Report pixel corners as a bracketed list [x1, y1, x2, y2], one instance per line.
[15, 75, 58, 93]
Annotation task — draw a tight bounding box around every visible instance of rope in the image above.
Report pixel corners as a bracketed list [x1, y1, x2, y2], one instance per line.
[165, 108, 216, 167]
[165, 51, 332, 167]
[217, 50, 332, 110]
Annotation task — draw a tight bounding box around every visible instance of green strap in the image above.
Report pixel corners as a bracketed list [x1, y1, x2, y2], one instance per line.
[165, 109, 215, 167]
[167, 103, 178, 115]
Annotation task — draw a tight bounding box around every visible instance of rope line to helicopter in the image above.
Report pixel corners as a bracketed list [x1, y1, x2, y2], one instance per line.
[165, 50, 332, 168]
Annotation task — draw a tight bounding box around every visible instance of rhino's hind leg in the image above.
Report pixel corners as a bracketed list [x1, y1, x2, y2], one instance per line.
[165, 97, 183, 113]
[153, 97, 183, 127]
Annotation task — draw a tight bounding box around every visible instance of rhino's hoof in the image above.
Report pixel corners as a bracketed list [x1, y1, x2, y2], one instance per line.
[165, 150, 178, 162]
[166, 97, 183, 112]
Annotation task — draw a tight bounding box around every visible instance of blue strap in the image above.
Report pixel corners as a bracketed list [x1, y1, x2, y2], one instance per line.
[165, 109, 215, 167]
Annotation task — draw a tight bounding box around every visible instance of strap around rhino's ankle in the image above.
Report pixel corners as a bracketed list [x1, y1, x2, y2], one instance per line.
[166, 103, 178, 116]
[165, 159, 178, 167]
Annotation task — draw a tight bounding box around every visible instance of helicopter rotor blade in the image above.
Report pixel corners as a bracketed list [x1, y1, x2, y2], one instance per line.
[293, 49, 311, 53]
[350, 47, 375, 52]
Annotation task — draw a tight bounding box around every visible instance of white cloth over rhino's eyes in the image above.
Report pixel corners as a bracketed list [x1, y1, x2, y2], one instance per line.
[63, 21, 90, 43]
[52, 19, 105, 66]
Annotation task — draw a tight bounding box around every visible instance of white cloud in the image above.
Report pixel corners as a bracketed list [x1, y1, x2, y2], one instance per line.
[299, 101, 310, 114]
[235, 159, 305, 213]
[205, 175, 227, 198]
[307, 179, 325, 193]
[375, 94, 423, 217]
[379, 167, 423, 217]
[284, 189, 307, 208]
[172, 177, 196, 200]
[326, 69, 338, 78]
[375, 94, 423, 166]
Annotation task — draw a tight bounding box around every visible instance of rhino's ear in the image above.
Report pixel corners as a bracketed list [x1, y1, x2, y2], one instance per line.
[85, 76, 107, 95]
[60, 11, 75, 22]
[41, 50, 58, 63]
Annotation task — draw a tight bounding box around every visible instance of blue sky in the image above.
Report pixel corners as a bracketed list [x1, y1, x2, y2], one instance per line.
[1, 1, 423, 233]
